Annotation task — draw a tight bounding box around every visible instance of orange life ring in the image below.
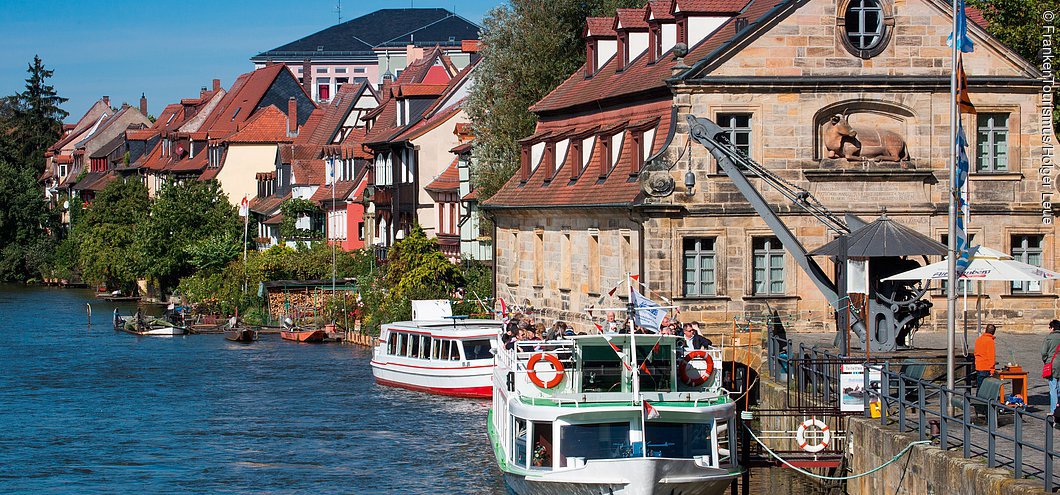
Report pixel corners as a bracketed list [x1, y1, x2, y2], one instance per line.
[678, 350, 714, 386]
[527, 353, 565, 389]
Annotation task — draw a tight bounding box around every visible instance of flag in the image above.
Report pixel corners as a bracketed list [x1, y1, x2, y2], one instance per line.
[947, 0, 975, 53]
[239, 195, 249, 217]
[954, 121, 975, 274]
[643, 400, 660, 420]
[631, 289, 667, 333]
[639, 337, 663, 375]
[956, 55, 976, 114]
[608, 285, 619, 297]
[602, 334, 632, 371]
[640, 361, 651, 375]
[498, 298, 508, 323]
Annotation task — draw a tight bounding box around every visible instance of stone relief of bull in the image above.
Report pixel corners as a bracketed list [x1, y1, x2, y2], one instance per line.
[822, 112, 909, 163]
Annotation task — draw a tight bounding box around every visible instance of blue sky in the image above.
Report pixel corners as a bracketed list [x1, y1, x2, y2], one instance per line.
[0, 0, 497, 122]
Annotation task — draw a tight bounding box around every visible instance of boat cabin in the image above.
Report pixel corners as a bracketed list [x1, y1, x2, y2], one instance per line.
[381, 324, 496, 362]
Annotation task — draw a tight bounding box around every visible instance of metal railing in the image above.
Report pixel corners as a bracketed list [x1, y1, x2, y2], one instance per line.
[766, 334, 1058, 491]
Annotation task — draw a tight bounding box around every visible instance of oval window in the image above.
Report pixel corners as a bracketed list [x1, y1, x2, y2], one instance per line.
[845, 0, 884, 50]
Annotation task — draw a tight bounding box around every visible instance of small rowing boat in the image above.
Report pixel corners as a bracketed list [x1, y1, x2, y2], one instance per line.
[223, 318, 259, 342]
[280, 327, 326, 343]
[113, 310, 187, 336]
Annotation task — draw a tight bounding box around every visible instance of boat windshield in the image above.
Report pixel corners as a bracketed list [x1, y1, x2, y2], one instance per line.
[559, 422, 632, 465]
[636, 343, 673, 392]
[643, 422, 712, 458]
[461, 339, 492, 360]
[580, 345, 625, 392]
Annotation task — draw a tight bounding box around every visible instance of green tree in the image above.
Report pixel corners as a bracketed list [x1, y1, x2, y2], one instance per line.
[4, 56, 68, 173]
[0, 160, 54, 281]
[137, 180, 240, 291]
[466, 0, 642, 200]
[77, 179, 150, 289]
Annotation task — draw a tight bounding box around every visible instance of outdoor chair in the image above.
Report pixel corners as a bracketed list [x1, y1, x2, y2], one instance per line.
[952, 377, 1006, 425]
[899, 362, 927, 403]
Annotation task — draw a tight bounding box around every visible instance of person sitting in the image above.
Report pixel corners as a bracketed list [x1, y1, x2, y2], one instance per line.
[682, 323, 711, 350]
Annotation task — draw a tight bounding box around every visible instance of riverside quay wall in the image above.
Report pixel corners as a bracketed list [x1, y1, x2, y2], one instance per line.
[759, 379, 1048, 495]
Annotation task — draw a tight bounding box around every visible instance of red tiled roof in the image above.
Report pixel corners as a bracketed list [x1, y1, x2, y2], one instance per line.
[294, 108, 326, 145]
[126, 129, 158, 140]
[202, 65, 309, 139]
[362, 48, 454, 145]
[153, 104, 186, 133]
[450, 141, 472, 154]
[49, 99, 112, 152]
[168, 152, 208, 173]
[262, 213, 285, 225]
[310, 180, 359, 203]
[615, 8, 650, 30]
[483, 98, 672, 208]
[53, 155, 73, 164]
[198, 168, 220, 181]
[84, 172, 118, 192]
[279, 144, 319, 164]
[533, 0, 758, 114]
[394, 83, 449, 97]
[292, 158, 325, 185]
[390, 99, 465, 143]
[425, 158, 460, 192]
[673, 0, 747, 14]
[250, 193, 289, 215]
[646, 0, 676, 21]
[461, 189, 479, 201]
[585, 17, 617, 37]
[226, 106, 293, 144]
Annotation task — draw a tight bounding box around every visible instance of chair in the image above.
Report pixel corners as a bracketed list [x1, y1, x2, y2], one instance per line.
[952, 377, 1003, 422]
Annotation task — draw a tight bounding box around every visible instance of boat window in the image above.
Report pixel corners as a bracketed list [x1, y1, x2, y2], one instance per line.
[559, 422, 632, 465]
[531, 421, 553, 469]
[513, 417, 528, 467]
[410, 334, 420, 358]
[447, 340, 460, 360]
[580, 345, 625, 392]
[431, 338, 441, 360]
[643, 422, 713, 459]
[636, 343, 673, 392]
[398, 333, 408, 356]
[461, 339, 492, 361]
[419, 335, 431, 359]
[388, 333, 398, 355]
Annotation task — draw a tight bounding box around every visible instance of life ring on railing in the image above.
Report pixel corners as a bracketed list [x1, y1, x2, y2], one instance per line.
[526, 353, 565, 389]
[678, 350, 714, 386]
[795, 417, 831, 453]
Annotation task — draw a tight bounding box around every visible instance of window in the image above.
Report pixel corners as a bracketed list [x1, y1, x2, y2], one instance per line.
[560, 423, 633, 463]
[580, 344, 625, 392]
[318, 83, 331, 101]
[752, 237, 785, 295]
[976, 113, 1009, 173]
[1012, 235, 1043, 293]
[354, 67, 366, 74]
[513, 417, 528, 467]
[358, 222, 365, 240]
[388, 333, 398, 354]
[531, 421, 554, 468]
[644, 422, 713, 459]
[316, 67, 328, 74]
[716, 114, 751, 156]
[683, 238, 717, 296]
[461, 339, 493, 360]
[845, 0, 883, 50]
[588, 229, 600, 293]
[335, 68, 347, 74]
[58, 164, 68, 178]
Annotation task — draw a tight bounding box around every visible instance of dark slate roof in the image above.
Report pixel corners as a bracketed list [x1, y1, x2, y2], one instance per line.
[252, 9, 480, 61]
[808, 216, 948, 258]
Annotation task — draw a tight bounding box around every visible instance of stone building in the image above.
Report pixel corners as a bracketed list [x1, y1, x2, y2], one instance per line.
[483, 0, 1053, 337]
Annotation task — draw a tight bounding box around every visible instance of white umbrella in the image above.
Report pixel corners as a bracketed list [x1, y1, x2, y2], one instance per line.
[882, 246, 1060, 282]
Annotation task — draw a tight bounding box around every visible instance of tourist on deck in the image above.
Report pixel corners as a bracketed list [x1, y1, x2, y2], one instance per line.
[974, 324, 997, 387]
[1041, 319, 1060, 417]
[682, 323, 711, 350]
[605, 312, 621, 333]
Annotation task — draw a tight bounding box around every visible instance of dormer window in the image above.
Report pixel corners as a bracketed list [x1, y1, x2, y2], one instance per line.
[672, 0, 738, 49]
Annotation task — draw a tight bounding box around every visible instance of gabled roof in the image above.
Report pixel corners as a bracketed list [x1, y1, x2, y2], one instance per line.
[362, 48, 456, 145]
[585, 17, 618, 38]
[250, 192, 290, 215]
[74, 105, 145, 149]
[672, 0, 747, 14]
[646, 0, 676, 21]
[298, 82, 377, 146]
[251, 9, 479, 60]
[49, 98, 112, 152]
[226, 106, 293, 144]
[311, 180, 360, 203]
[200, 65, 307, 138]
[424, 158, 459, 192]
[291, 158, 324, 185]
[615, 8, 650, 30]
[89, 132, 127, 159]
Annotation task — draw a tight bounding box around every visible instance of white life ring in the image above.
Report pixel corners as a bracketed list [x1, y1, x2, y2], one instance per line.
[795, 418, 831, 453]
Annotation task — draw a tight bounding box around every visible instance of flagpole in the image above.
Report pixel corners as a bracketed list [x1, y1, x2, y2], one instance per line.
[242, 195, 250, 294]
[946, 0, 959, 397]
[331, 158, 337, 322]
[627, 272, 645, 458]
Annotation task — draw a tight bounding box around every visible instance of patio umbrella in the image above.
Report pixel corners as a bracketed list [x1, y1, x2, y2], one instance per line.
[881, 246, 1060, 282]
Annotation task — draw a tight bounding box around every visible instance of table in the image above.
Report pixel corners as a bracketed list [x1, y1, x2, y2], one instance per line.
[997, 367, 1028, 402]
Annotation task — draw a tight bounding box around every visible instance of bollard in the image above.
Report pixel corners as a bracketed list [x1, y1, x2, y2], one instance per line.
[86, 303, 92, 325]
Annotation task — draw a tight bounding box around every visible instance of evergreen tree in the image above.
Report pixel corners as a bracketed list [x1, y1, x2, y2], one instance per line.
[0, 159, 54, 281]
[465, 0, 643, 200]
[7, 56, 68, 173]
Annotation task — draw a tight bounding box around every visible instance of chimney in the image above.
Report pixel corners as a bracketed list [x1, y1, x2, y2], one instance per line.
[213, 78, 221, 91]
[139, 93, 148, 116]
[406, 44, 424, 64]
[301, 59, 312, 93]
[287, 97, 298, 136]
[103, 96, 110, 107]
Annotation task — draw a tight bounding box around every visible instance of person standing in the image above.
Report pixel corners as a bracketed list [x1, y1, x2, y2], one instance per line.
[973, 324, 997, 387]
[682, 323, 711, 350]
[1041, 320, 1060, 416]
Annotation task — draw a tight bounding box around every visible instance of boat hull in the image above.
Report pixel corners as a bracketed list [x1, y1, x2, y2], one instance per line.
[370, 360, 493, 398]
[281, 329, 326, 343]
[501, 458, 738, 495]
[224, 329, 258, 342]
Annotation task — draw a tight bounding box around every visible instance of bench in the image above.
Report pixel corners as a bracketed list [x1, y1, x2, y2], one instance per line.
[952, 377, 1004, 423]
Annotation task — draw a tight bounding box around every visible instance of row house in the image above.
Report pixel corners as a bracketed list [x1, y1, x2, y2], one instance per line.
[361, 45, 478, 252]
[449, 134, 491, 263]
[41, 96, 114, 203]
[251, 8, 480, 102]
[483, 0, 1052, 334]
[59, 102, 151, 212]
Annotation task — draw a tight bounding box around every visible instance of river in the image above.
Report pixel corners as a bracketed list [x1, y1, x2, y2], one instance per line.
[0, 285, 822, 495]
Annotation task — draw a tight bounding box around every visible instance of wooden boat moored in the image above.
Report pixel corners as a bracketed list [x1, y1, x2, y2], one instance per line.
[280, 328, 326, 343]
[224, 327, 259, 342]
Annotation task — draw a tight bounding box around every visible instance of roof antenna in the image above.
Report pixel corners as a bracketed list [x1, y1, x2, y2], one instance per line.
[335, 0, 342, 23]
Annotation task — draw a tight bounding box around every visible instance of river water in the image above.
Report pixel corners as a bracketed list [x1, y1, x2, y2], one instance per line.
[0, 285, 821, 495]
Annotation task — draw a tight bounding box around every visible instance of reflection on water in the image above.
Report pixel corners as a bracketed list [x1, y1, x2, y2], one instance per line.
[0, 285, 832, 494]
[748, 467, 836, 495]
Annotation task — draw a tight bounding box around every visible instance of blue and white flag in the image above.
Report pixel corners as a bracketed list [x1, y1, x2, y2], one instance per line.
[954, 121, 974, 274]
[631, 289, 667, 333]
[947, 0, 975, 53]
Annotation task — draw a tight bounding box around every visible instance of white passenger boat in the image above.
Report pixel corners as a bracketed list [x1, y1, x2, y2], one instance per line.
[370, 300, 502, 398]
[488, 334, 741, 495]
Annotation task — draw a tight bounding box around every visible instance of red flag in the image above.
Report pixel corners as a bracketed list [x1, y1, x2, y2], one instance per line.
[631, 275, 640, 281]
[594, 322, 604, 333]
[957, 55, 976, 114]
[639, 361, 651, 375]
[607, 285, 618, 297]
[602, 334, 632, 371]
[643, 400, 660, 420]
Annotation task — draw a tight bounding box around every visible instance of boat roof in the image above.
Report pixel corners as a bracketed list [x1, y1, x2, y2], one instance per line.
[382, 318, 502, 338]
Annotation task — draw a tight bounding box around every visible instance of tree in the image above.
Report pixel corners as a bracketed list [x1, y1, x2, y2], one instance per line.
[465, 0, 642, 200]
[5, 56, 68, 173]
[0, 159, 54, 281]
[969, 0, 1060, 130]
[77, 179, 150, 289]
[137, 180, 240, 291]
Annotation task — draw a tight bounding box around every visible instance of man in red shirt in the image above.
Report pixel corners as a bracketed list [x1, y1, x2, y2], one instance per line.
[974, 324, 997, 387]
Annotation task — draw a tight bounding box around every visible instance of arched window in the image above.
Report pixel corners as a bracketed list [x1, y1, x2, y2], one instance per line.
[838, 0, 892, 58]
